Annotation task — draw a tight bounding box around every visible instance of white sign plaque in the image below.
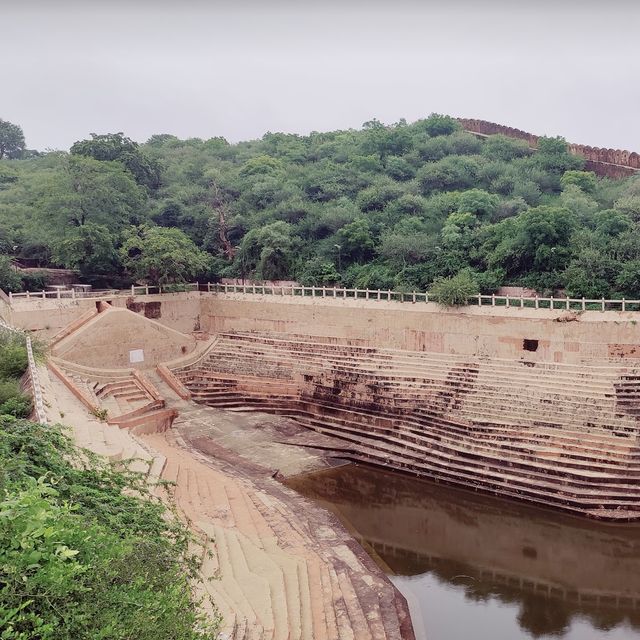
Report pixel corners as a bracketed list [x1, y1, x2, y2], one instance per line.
[129, 349, 144, 363]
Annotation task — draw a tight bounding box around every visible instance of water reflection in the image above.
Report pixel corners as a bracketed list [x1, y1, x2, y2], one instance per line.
[285, 464, 640, 640]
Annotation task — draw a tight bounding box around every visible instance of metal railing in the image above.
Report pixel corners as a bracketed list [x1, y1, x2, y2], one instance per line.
[7, 282, 640, 313]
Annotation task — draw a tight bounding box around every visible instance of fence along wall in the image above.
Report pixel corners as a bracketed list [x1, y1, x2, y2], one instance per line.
[6, 287, 640, 365]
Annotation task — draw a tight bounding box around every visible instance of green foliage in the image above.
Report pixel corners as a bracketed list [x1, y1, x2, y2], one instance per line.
[20, 271, 48, 291]
[0, 394, 32, 417]
[0, 333, 32, 419]
[0, 120, 25, 160]
[482, 135, 531, 161]
[0, 336, 28, 379]
[237, 221, 297, 280]
[297, 259, 340, 286]
[457, 189, 500, 219]
[430, 270, 478, 306]
[120, 226, 211, 285]
[71, 132, 161, 190]
[0, 115, 639, 298]
[561, 170, 597, 194]
[0, 379, 23, 405]
[417, 155, 480, 194]
[0, 419, 219, 640]
[54, 223, 119, 277]
[419, 113, 461, 137]
[0, 256, 21, 293]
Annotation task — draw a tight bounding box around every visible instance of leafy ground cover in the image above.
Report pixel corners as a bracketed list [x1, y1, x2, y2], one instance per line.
[0, 333, 32, 418]
[0, 418, 220, 639]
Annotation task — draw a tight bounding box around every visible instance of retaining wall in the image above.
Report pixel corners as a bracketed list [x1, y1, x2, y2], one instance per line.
[201, 294, 640, 365]
[7, 291, 640, 366]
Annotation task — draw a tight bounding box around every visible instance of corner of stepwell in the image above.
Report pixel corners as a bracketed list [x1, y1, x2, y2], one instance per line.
[7, 285, 640, 639]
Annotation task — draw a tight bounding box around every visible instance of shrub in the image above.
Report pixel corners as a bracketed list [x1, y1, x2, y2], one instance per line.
[0, 419, 220, 640]
[0, 394, 32, 417]
[0, 379, 22, 405]
[430, 270, 478, 306]
[0, 339, 28, 378]
[20, 270, 48, 291]
[0, 255, 22, 293]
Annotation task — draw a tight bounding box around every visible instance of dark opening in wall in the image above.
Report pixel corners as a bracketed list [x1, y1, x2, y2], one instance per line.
[523, 339, 539, 352]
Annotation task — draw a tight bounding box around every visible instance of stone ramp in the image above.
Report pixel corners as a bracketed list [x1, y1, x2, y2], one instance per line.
[40, 365, 166, 478]
[40, 360, 413, 639]
[143, 428, 412, 640]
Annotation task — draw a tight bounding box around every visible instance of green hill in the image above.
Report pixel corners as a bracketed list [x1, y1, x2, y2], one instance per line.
[1, 114, 639, 298]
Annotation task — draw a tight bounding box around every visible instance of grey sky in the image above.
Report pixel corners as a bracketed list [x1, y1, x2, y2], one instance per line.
[2, 0, 639, 152]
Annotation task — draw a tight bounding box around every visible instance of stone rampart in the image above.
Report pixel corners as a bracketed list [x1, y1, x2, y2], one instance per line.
[458, 118, 640, 178]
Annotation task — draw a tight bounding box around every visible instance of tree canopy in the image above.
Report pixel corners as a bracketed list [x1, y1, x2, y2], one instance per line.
[1, 113, 639, 298]
[0, 119, 25, 160]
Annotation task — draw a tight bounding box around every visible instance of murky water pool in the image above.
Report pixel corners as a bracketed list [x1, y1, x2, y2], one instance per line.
[285, 464, 640, 640]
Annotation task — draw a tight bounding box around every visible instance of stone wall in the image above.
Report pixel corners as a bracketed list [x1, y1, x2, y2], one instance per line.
[8, 292, 203, 339]
[458, 118, 640, 179]
[52, 307, 197, 369]
[8, 291, 640, 366]
[201, 294, 640, 365]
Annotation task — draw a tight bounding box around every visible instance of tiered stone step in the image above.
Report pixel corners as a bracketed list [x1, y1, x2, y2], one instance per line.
[144, 428, 406, 639]
[45, 372, 166, 478]
[175, 331, 640, 519]
[180, 338, 640, 434]
[59, 366, 159, 419]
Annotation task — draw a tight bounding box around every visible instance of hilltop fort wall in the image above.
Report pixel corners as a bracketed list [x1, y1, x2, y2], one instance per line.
[458, 118, 640, 179]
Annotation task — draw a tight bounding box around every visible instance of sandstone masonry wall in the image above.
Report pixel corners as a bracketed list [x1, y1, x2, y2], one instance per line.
[201, 294, 640, 365]
[458, 118, 640, 179]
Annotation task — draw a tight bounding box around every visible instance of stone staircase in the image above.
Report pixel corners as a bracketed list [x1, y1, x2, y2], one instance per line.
[41, 366, 166, 478]
[144, 421, 412, 640]
[173, 332, 640, 520]
[41, 360, 413, 639]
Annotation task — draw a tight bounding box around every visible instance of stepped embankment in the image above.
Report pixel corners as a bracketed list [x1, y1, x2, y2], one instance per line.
[175, 330, 640, 520]
[34, 316, 414, 640]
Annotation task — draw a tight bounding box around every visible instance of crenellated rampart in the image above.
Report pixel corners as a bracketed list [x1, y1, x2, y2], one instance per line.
[458, 118, 640, 179]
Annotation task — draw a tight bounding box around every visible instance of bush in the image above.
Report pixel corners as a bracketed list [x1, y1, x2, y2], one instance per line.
[430, 270, 478, 306]
[0, 379, 22, 405]
[0, 255, 22, 293]
[20, 270, 48, 291]
[0, 394, 32, 417]
[0, 338, 28, 378]
[0, 419, 220, 640]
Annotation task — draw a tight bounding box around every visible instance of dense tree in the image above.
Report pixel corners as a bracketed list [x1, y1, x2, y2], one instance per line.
[0, 114, 639, 299]
[0, 119, 25, 159]
[71, 132, 161, 189]
[50, 156, 145, 229]
[236, 221, 297, 280]
[120, 226, 211, 284]
[54, 223, 119, 276]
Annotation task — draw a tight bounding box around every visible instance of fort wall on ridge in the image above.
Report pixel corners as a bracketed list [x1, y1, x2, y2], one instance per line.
[458, 118, 640, 179]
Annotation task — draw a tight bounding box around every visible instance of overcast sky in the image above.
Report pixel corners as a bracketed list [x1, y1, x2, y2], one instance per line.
[2, 0, 639, 152]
